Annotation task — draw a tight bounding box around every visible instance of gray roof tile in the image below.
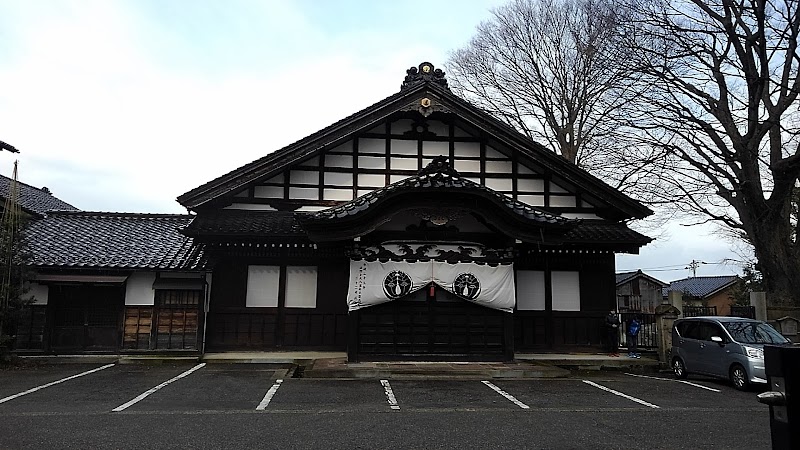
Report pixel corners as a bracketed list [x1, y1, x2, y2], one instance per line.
[24, 212, 207, 270]
[0, 175, 78, 216]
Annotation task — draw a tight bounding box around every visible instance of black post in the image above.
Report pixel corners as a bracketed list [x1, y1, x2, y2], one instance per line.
[760, 345, 800, 449]
[347, 310, 359, 363]
[503, 312, 514, 362]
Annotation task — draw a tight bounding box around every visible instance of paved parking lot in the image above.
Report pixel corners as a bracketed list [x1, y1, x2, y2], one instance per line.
[0, 363, 771, 449]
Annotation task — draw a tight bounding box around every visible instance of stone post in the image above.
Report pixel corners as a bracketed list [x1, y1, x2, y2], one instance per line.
[750, 292, 767, 321]
[668, 290, 683, 317]
[655, 304, 681, 365]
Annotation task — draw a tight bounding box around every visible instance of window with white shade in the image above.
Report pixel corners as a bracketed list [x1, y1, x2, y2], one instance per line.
[516, 270, 545, 311]
[285, 266, 318, 308]
[246, 266, 280, 307]
[551, 271, 580, 311]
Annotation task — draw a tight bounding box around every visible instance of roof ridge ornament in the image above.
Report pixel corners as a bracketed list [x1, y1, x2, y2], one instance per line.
[417, 155, 459, 177]
[401, 62, 449, 91]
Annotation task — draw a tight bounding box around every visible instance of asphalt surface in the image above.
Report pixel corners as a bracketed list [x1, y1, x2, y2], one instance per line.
[0, 363, 771, 449]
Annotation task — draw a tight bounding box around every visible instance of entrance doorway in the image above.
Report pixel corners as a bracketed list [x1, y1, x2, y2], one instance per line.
[356, 284, 507, 359]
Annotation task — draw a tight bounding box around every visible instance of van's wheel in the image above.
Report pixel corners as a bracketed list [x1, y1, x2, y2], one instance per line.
[730, 364, 749, 391]
[672, 357, 687, 379]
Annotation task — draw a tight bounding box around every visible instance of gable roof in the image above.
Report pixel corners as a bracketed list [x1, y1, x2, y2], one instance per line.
[303, 157, 573, 227]
[615, 270, 667, 287]
[664, 275, 740, 299]
[177, 64, 652, 221]
[24, 211, 207, 270]
[0, 175, 79, 217]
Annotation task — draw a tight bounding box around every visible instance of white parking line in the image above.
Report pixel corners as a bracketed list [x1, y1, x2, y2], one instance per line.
[256, 379, 283, 411]
[380, 379, 400, 410]
[111, 363, 205, 412]
[624, 373, 721, 392]
[0, 364, 115, 405]
[582, 380, 660, 409]
[481, 381, 530, 409]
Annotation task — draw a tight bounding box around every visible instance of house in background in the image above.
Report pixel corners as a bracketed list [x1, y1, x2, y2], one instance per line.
[615, 270, 666, 313]
[663, 275, 742, 316]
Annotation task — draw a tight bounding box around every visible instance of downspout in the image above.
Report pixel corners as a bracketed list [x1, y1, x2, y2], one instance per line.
[201, 271, 210, 355]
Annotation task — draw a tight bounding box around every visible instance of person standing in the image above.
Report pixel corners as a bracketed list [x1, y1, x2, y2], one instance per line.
[604, 310, 620, 356]
[627, 316, 641, 359]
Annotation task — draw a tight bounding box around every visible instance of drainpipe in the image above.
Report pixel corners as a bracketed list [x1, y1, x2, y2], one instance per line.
[201, 271, 210, 355]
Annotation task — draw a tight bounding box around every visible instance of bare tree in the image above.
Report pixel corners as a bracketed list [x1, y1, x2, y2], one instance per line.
[621, 0, 800, 306]
[447, 0, 640, 166]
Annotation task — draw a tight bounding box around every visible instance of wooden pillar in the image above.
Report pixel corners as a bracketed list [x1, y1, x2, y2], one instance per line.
[275, 264, 288, 347]
[347, 310, 359, 362]
[503, 312, 515, 362]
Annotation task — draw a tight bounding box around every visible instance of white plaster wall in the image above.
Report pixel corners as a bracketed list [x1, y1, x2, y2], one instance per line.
[125, 272, 156, 306]
[28, 283, 48, 305]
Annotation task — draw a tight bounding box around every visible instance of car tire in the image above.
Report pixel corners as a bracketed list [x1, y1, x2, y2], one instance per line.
[672, 357, 688, 379]
[730, 364, 750, 391]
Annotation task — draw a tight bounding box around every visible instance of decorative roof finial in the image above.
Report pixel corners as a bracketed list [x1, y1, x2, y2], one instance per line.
[417, 155, 459, 177]
[401, 62, 449, 91]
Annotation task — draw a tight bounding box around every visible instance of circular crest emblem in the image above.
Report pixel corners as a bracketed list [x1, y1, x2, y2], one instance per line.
[453, 273, 480, 300]
[383, 271, 412, 299]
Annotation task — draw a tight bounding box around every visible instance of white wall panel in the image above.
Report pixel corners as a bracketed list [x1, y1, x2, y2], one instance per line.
[485, 146, 506, 158]
[285, 266, 318, 308]
[264, 174, 284, 183]
[358, 174, 385, 187]
[246, 266, 280, 307]
[358, 156, 386, 170]
[486, 160, 513, 173]
[357, 189, 373, 197]
[234, 190, 248, 198]
[552, 271, 581, 311]
[254, 186, 285, 198]
[516, 271, 545, 310]
[390, 175, 410, 183]
[289, 187, 319, 200]
[323, 188, 353, 201]
[324, 172, 353, 186]
[550, 182, 569, 193]
[453, 127, 472, 137]
[518, 195, 545, 206]
[359, 138, 385, 154]
[422, 141, 449, 156]
[454, 159, 481, 173]
[485, 178, 513, 191]
[125, 272, 156, 306]
[290, 170, 319, 184]
[390, 139, 417, 155]
[518, 179, 545, 192]
[224, 204, 278, 211]
[550, 196, 577, 207]
[518, 164, 535, 175]
[296, 206, 330, 212]
[454, 142, 480, 157]
[325, 154, 353, 168]
[390, 157, 418, 171]
[561, 213, 601, 219]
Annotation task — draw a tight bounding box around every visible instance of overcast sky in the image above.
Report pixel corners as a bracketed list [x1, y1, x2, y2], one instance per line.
[0, 0, 744, 281]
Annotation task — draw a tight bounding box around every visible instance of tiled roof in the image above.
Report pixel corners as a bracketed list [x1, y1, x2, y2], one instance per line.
[0, 175, 78, 216]
[562, 222, 652, 245]
[182, 210, 307, 239]
[664, 275, 740, 298]
[304, 158, 573, 226]
[615, 270, 666, 286]
[24, 212, 208, 270]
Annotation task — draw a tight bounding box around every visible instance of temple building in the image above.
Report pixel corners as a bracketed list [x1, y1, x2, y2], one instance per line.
[18, 63, 652, 360]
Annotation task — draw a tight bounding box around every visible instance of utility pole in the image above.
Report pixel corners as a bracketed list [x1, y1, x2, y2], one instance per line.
[685, 260, 706, 277]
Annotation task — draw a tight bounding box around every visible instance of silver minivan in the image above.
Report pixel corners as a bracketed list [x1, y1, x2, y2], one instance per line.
[671, 316, 791, 390]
